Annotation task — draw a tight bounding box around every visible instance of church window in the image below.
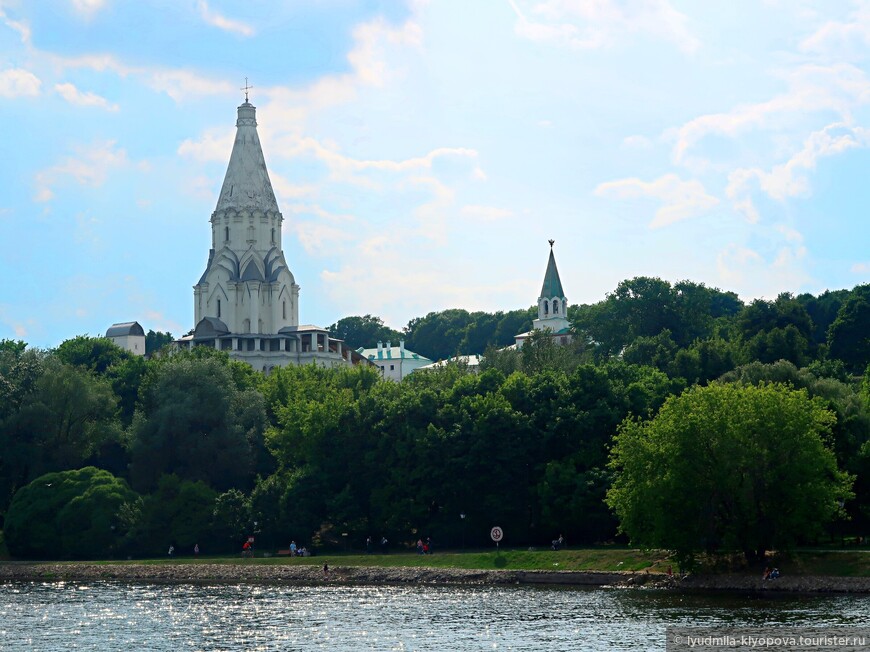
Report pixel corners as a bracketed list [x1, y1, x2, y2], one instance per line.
[553, 299, 559, 314]
[271, 228, 275, 244]
[225, 226, 229, 242]
[217, 299, 221, 318]
[283, 301, 286, 319]
[243, 318, 251, 333]
[543, 300, 549, 315]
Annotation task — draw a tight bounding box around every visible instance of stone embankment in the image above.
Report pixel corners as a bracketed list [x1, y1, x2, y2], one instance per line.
[0, 563, 868, 593]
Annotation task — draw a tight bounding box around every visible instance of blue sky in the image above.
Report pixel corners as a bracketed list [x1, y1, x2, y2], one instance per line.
[1, 0, 869, 347]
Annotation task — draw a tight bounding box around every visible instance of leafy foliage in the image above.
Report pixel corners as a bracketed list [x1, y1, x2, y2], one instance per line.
[607, 383, 853, 567]
[4, 467, 138, 559]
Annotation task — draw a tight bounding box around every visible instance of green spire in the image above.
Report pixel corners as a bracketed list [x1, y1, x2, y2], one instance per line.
[540, 240, 565, 298]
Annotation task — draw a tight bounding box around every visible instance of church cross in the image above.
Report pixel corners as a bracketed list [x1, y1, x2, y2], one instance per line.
[548, 239, 555, 248]
[241, 77, 253, 102]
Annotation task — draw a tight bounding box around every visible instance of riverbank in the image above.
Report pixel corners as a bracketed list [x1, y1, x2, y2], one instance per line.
[2, 561, 870, 593]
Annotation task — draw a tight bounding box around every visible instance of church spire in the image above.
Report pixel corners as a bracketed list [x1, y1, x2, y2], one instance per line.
[532, 239, 569, 333]
[540, 240, 565, 299]
[214, 100, 280, 214]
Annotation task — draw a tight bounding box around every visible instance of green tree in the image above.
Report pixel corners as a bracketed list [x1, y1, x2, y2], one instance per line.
[2, 359, 122, 488]
[607, 383, 853, 567]
[327, 315, 402, 349]
[129, 356, 265, 492]
[212, 489, 253, 549]
[828, 285, 870, 374]
[55, 335, 132, 374]
[130, 474, 216, 554]
[145, 330, 174, 356]
[403, 309, 476, 361]
[4, 467, 139, 559]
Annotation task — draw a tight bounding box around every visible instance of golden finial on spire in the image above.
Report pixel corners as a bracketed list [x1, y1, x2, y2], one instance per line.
[241, 77, 253, 103]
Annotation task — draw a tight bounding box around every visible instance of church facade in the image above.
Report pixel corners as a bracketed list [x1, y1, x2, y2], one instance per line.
[515, 241, 572, 348]
[177, 99, 362, 371]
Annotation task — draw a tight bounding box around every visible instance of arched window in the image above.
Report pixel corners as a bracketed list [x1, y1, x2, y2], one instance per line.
[553, 299, 559, 314]
[283, 300, 286, 319]
[217, 299, 221, 318]
[271, 228, 275, 244]
[243, 318, 251, 333]
[225, 226, 229, 242]
[543, 300, 549, 315]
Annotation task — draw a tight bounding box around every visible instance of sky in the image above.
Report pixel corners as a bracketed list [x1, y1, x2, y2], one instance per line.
[1, 0, 869, 348]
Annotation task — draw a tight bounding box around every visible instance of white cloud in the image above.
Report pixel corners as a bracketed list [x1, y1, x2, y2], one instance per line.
[509, 0, 700, 53]
[726, 123, 870, 220]
[460, 205, 514, 221]
[595, 173, 719, 228]
[292, 220, 355, 257]
[0, 68, 41, 97]
[270, 173, 318, 202]
[716, 226, 811, 298]
[851, 261, 870, 274]
[800, 2, 870, 56]
[55, 82, 118, 111]
[177, 129, 234, 162]
[622, 134, 653, 149]
[0, 6, 32, 44]
[34, 141, 130, 202]
[277, 136, 478, 186]
[71, 0, 107, 17]
[347, 18, 423, 87]
[49, 52, 235, 102]
[196, 0, 254, 37]
[670, 63, 870, 166]
[0, 305, 31, 338]
[146, 69, 235, 102]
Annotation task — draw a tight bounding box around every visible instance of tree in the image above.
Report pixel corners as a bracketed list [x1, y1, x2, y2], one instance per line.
[211, 489, 252, 550]
[129, 356, 264, 492]
[2, 359, 122, 496]
[145, 330, 174, 356]
[403, 309, 476, 361]
[828, 285, 870, 374]
[607, 383, 853, 567]
[129, 474, 216, 554]
[55, 335, 132, 374]
[4, 467, 139, 559]
[327, 315, 402, 349]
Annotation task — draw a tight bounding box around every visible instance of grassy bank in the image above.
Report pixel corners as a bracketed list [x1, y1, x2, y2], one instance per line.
[86, 547, 869, 576]
[87, 547, 667, 572]
[9, 545, 870, 577]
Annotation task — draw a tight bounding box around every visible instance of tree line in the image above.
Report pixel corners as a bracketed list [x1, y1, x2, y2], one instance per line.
[0, 278, 868, 563]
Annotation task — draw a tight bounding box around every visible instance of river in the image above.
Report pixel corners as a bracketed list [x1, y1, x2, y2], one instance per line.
[1, 581, 868, 651]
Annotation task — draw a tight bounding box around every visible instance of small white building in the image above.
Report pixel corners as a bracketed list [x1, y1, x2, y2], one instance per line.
[357, 341, 433, 381]
[106, 321, 146, 356]
[418, 354, 483, 372]
[515, 240, 572, 348]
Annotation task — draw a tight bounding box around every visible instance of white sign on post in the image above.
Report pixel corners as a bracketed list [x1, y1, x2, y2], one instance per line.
[490, 526, 503, 548]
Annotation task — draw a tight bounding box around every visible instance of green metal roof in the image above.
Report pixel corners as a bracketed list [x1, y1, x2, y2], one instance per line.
[540, 247, 565, 298]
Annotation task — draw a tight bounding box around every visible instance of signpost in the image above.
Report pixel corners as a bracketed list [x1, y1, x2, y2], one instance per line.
[490, 526, 503, 552]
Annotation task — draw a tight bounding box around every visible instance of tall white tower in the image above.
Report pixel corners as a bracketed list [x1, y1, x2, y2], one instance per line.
[532, 239, 570, 333]
[193, 99, 299, 335]
[182, 97, 360, 372]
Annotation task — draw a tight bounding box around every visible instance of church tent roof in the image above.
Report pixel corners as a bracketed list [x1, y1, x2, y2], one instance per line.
[540, 247, 565, 298]
[214, 102, 280, 214]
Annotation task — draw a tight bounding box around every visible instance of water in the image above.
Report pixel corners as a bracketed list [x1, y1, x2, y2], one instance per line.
[0, 581, 868, 651]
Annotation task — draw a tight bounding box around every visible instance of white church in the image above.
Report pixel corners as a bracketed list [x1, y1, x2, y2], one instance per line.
[176, 97, 366, 371]
[514, 240, 572, 348]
